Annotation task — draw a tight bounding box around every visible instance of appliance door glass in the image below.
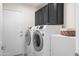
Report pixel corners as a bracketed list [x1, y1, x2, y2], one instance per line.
[25, 30, 31, 46]
[33, 30, 43, 51]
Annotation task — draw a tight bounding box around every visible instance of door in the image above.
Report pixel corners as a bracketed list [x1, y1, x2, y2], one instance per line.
[25, 30, 31, 46]
[0, 4, 2, 56]
[3, 10, 25, 56]
[33, 30, 43, 51]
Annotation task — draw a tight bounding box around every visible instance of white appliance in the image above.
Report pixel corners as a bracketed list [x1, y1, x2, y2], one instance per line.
[24, 26, 34, 56]
[32, 25, 62, 56]
[51, 34, 75, 56]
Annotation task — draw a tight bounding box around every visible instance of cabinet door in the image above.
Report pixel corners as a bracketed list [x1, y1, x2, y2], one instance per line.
[57, 3, 64, 24]
[51, 36, 75, 56]
[35, 11, 38, 26]
[48, 3, 58, 25]
[35, 8, 44, 26]
[39, 8, 44, 25]
[35, 10, 40, 26]
[43, 5, 48, 25]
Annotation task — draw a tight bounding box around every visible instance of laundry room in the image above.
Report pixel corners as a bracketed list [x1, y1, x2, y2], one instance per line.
[0, 3, 79, 56]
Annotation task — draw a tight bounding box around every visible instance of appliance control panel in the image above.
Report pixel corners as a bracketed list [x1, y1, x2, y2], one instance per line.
[39, 25, 44, 29]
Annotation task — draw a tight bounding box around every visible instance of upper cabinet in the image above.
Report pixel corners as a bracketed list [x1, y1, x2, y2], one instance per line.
[48, 3, 58, 25]
[43, 5, 48, 25]
[57, 3, 64, 24]
[35, 8, 44, 25]
[35, 3, 64, 26]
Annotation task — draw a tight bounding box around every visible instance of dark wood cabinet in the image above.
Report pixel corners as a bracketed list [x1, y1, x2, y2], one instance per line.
[35, 11, 39, 26]
[43, 5, 48, 25]
[57, 3, 64, 24]
[39, 8, 44, 25]
[35, 3, 64, 26]
[48, 3, 58, 25]
[35, 8, 44, 25]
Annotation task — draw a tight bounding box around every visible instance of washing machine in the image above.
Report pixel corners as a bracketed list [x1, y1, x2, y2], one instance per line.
[32, 25, 62, 56]
[24, 26, 34, 56]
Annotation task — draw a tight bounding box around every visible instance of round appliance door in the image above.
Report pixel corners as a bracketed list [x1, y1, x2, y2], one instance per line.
[33, 30, 43, 52]
[25, 30, 31, 46]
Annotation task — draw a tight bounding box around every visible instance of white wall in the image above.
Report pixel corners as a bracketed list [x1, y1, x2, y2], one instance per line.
[3, 3, 37, 55]
[3, 4, 36, 30]
[0, 3, 2, 56]
[64, 3, 76, 29]
[75, 3, 79, 54]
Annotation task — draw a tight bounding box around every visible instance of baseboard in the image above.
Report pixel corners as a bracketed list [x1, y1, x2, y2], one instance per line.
[75, 53, 79, 56]
[14, 53, 24, 56]
[24, 53, 27, 56]
[14, 53, 27, 56]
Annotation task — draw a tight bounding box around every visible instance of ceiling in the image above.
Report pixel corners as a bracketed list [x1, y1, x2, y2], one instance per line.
[24, 3, 48, 10]
[3, 3, 48, 9]
[24, 3, 47, 8]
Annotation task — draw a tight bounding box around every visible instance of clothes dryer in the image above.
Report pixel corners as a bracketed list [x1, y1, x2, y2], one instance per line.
[32, 25, 62, 56]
